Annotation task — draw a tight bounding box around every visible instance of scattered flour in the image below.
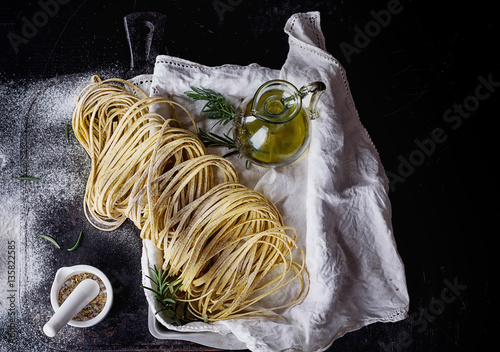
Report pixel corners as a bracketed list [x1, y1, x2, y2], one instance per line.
[1, 79, 30, 352]
[1, 72, 149, 352]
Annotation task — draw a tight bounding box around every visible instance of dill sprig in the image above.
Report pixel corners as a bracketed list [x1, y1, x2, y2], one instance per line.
[185, 87, 237, 127]
[142, 265, 188, 326]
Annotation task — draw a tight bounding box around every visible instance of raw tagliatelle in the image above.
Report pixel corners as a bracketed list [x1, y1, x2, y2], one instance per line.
[72, 75, 309, 321]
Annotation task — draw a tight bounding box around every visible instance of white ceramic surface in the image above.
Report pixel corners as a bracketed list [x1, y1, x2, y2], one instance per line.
[49, 265, 114, 328]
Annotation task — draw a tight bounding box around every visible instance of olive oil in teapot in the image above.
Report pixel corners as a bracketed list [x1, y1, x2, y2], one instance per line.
[234, 80, 325, 168]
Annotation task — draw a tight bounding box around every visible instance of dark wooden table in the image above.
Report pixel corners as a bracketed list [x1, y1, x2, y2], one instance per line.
[1, 0, 498, 351]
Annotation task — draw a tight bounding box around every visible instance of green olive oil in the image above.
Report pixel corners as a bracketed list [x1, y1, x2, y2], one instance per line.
[237, 91, 310, 165]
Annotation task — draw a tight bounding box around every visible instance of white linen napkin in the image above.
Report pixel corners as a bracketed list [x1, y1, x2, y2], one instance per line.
[140, 11, 409, 352]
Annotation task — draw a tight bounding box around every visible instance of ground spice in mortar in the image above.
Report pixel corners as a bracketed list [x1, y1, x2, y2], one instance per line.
[58, 272, 107, 321]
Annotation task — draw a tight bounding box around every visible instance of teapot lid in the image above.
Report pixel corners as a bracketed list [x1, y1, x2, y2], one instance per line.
[250, 80, 302, 124]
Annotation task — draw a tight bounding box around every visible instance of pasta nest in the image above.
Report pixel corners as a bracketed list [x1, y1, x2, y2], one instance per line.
[72, 76, 309, 321]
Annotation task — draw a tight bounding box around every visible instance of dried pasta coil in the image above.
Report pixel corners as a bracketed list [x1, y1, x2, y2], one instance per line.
[72, 76, 204, 230]
[155, 182, 308, 321]
[72, 75, 309, 322]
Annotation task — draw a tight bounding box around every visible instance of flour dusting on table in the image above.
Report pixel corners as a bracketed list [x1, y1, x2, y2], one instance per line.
[1, 72, 147, 352]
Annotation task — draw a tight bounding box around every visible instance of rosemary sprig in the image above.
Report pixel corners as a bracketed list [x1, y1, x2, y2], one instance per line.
[36, 234, 60, 249]
[185, 87, 237, 127]
[14, 176, 40, 181]
[142, 265, 188, 326]
[197, 129, 239, 158]
[185, 87, 242, 159]
[67, 231, 83, 251]
[66, 124, 71, 143]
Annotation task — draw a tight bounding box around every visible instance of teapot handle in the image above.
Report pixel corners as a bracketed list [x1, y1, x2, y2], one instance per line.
[299, 82, 326, 120]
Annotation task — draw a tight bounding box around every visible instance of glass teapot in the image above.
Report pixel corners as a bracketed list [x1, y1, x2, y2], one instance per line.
[234, 79, 326, 168]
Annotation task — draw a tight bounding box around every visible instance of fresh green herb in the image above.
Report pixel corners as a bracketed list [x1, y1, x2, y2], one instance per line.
[185, 87, 237, 127]
[141, 265, 188, 326]
[66, 124, 70, 143]
[197, 129, 239, 158]
[67, 231, 83, 251]
[36, 234, 60, 249]
[186, 87, 243, 159]
[14, 176, 40, 181]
